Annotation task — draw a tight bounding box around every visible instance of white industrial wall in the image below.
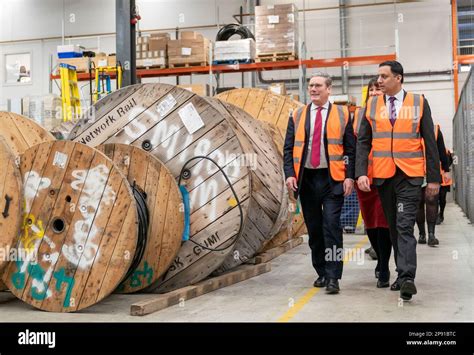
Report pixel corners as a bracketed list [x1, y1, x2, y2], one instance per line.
[0, 0, 459, 148]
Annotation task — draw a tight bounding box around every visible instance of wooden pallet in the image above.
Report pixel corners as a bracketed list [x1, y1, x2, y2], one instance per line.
[137, 65, 166, 70]
[169, 62, 208, 68]
[256, 52, 297, 63]
[130, 262, 271, 316]
[246, 236, 304, 265]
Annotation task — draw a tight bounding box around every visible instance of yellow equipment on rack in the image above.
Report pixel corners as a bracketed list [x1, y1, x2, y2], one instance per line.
[93, 65, 123, 103]
[59, 63, 82, 122]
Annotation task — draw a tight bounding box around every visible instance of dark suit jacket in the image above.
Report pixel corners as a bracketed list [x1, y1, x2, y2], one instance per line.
[283, 102, 356, 198]
[355, 91, 441, 186]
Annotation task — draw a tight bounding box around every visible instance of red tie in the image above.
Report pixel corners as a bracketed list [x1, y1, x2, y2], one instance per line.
[311, 107, 323, 168]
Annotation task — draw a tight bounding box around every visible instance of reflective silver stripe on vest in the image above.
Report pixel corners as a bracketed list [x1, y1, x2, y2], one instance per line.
[356, 108, 365, 135]
[373, 151, 424, 158]
[336, 105, 346, 139]
[412, 94, 421, 133]
[329, 154, 344, 161]
[294, 157, 300, 164]
[294, 107, 305, 131]
[369, 96, 379, 131]
[372, 132, 421, 139]
[294, 141, 304, 147]
[328, 138, 343, 144]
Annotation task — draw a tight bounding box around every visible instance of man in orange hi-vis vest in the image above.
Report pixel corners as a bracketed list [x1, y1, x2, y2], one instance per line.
[356, 61, 440, 301]
[283, 72, 355, 295]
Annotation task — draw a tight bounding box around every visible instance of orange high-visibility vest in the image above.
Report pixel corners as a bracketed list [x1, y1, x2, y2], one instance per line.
[434, 124, 453, 187]
[366, 93, 425, 179]
[353, 107, 374, 183]
[292, 103, 349, 182]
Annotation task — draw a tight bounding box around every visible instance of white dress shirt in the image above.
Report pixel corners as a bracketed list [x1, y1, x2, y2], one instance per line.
[305, 101, 329, 169]
[385, 88, 404, 119]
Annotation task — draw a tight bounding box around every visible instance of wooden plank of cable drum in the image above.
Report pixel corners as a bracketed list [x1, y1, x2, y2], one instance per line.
[2, 141, 138, 312]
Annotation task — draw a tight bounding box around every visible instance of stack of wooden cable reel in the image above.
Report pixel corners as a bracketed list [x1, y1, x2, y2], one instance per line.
[67, 83, 288, 291]
[216, 88, 308, 250]
[0, 112, 183, 311]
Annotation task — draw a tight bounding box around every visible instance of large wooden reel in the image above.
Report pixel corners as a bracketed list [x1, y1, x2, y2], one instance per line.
[68, 84, 252, 292]
[2, 141, 138, 312]
[0, 112, 55, 156]
[0, 138, 22, 277]
[216, 88, 307, 247]
[96, 143, 184, 293]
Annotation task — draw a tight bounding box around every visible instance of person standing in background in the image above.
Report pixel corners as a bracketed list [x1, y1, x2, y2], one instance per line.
[353, 78, 392, 288]
[437, 148, 453, 225]
[416, 124, 451, 246]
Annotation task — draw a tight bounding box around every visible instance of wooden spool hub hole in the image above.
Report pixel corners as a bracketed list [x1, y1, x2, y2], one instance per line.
[52, 217, 66, 234]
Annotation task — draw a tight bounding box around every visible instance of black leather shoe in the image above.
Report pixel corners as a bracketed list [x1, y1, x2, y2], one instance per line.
[313, 276, 327, 288]
[436, 214, 444, 225]
[326, 279, 340, 294]
[368, 247, 378, 260]
[418, 234, 426, 244]
[377, 280, 390, 288]
[428, 233, 439, 247]
[400, 280, 417, 301]
[390, 279, 401, 291]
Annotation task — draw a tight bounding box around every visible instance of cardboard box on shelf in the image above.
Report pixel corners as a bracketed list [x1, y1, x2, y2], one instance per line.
[168, 31, 211, 66]
[177, 84, 210, 96]
[255, 3, 298, 57]
[57, 57, 90, 72]
[268, 83, 287, 96]
[107, 55, 116, 67]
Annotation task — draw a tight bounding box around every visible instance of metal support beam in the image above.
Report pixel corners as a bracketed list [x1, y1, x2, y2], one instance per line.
[116, 0, 137, 87]
[339, 0, 349, 95]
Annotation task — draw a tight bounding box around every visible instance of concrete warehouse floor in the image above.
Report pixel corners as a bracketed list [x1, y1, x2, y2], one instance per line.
[0, 202, 472, 322]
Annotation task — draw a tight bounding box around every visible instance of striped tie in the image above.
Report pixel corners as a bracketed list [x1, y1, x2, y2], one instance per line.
[388, 96, 397, 126]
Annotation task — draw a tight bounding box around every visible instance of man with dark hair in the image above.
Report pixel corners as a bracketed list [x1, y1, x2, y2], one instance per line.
[356, 60, 440, 301]
[284, 72, 355, 294]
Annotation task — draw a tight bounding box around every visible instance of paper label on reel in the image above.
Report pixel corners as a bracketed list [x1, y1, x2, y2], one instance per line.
[156, 94, 177, 117]
[53, 151, 68, 169]
[178, 102, 204, 134]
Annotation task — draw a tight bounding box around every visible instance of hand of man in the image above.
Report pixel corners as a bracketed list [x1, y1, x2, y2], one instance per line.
[343, 178, 354, 197]
[443, 171, 451, 182]
[286, 177, 298, 192]
[426, 182, 440, 197]
[357, 176, 371, 192]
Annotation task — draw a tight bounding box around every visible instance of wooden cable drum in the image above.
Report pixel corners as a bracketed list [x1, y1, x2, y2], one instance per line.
[96, 143, 184, 293]
[0, 138, 22, 278]
[0, 112, 55, 156]
[1, 141, 138, 312]
[215, 88, 307, 248]
[210, 99, 287, 274]
[67, 84, 252, 292]
[215, 88, 302, 147]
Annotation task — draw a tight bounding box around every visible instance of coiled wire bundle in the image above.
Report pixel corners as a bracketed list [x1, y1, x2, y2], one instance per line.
[216, 24, 254, 41]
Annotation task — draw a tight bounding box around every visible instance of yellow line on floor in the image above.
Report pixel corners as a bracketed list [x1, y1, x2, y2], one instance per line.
[277, 235, 369, 323]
